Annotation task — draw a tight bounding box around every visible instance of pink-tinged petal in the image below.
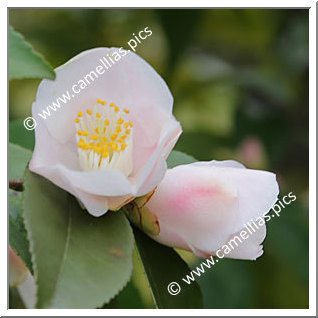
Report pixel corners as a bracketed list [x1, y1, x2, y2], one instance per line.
[30, 154, 134, 197]
[143, 160, 279, 259]
[30, 123, 180, 202]
[191, 160, 246, 169]
[190, 160, 279, 232]
[218, 222, 266, 260]
[134, 120, 182, 196]
[9, 247, 28, 287]
[150, 220, 189, 251]
[146, 165, 240, 252]
[57, 167, 133, 196]
[71, 188, 109, 217]
[30, 119, 132, 197]
[30, 118, 79, 171]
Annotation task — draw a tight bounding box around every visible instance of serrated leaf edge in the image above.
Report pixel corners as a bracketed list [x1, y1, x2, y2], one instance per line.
[21, 170, 40, 309]
[22, 175, 135, 308]
[93, 211, 135, 309]
[9, 25, 55, 80]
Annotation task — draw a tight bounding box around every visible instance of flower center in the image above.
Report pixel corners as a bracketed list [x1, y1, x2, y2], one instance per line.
[74, 99, 134, 175]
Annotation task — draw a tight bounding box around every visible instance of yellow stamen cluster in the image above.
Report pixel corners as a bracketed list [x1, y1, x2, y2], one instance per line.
[74, 99, 134, 170]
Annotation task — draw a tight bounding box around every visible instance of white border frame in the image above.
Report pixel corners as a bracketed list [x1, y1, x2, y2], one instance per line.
[3, 1, 316, 316]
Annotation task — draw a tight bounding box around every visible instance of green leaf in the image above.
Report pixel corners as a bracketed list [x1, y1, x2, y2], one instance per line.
[167, 150, 197, 169]
[9, 25, 55, 80]
[9, 143, 33, 271]
[112, 278, 145, 309]
[133, 227, 203, 309]
[9, 143, 32, 180]
[23, 170, 134, 308]
[9, 120, 35, 151]
[9, 189, 33, 272]
[9, 287, 26, 309]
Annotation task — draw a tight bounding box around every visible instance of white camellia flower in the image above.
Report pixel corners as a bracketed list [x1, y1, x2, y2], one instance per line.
[138, 160, 279, 260]
[29, 48, 182, 216]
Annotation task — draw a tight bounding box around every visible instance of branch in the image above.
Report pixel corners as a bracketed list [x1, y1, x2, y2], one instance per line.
[9, 179, 24, 192]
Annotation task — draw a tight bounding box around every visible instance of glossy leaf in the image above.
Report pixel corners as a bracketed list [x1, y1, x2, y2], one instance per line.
[9, 26, 55, 80]
[9, 143, 33, 271]
[9, 120, 35, 151]
[133, 227, 203, 309]
[23, 171, 134, 308]
[9, 190, 33, 272]
[9, 143, 32, 180]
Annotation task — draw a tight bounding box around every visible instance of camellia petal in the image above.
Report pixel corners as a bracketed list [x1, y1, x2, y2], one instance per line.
[9, 247, 36, 308]
[9, 247, 28, 287]
[30, 48, 181, 216]
[219, 222, 267, 260]
[189, 160, 280, 232]
[141, 160, 279, 260]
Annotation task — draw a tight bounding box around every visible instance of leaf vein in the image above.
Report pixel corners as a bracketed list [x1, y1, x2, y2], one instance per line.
[48, 196, 72, 308]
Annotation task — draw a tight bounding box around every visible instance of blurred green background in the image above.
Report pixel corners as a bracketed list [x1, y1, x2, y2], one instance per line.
[9, 9, 309, 309]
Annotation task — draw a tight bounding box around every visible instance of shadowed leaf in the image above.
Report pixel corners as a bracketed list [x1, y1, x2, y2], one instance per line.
[133, 227, 203, 309]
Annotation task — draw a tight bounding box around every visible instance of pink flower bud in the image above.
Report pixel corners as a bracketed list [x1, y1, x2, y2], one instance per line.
[143, 160, 279, 260]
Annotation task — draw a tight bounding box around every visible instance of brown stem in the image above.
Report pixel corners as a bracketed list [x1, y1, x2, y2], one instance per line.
[9, 179, 24, 192]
